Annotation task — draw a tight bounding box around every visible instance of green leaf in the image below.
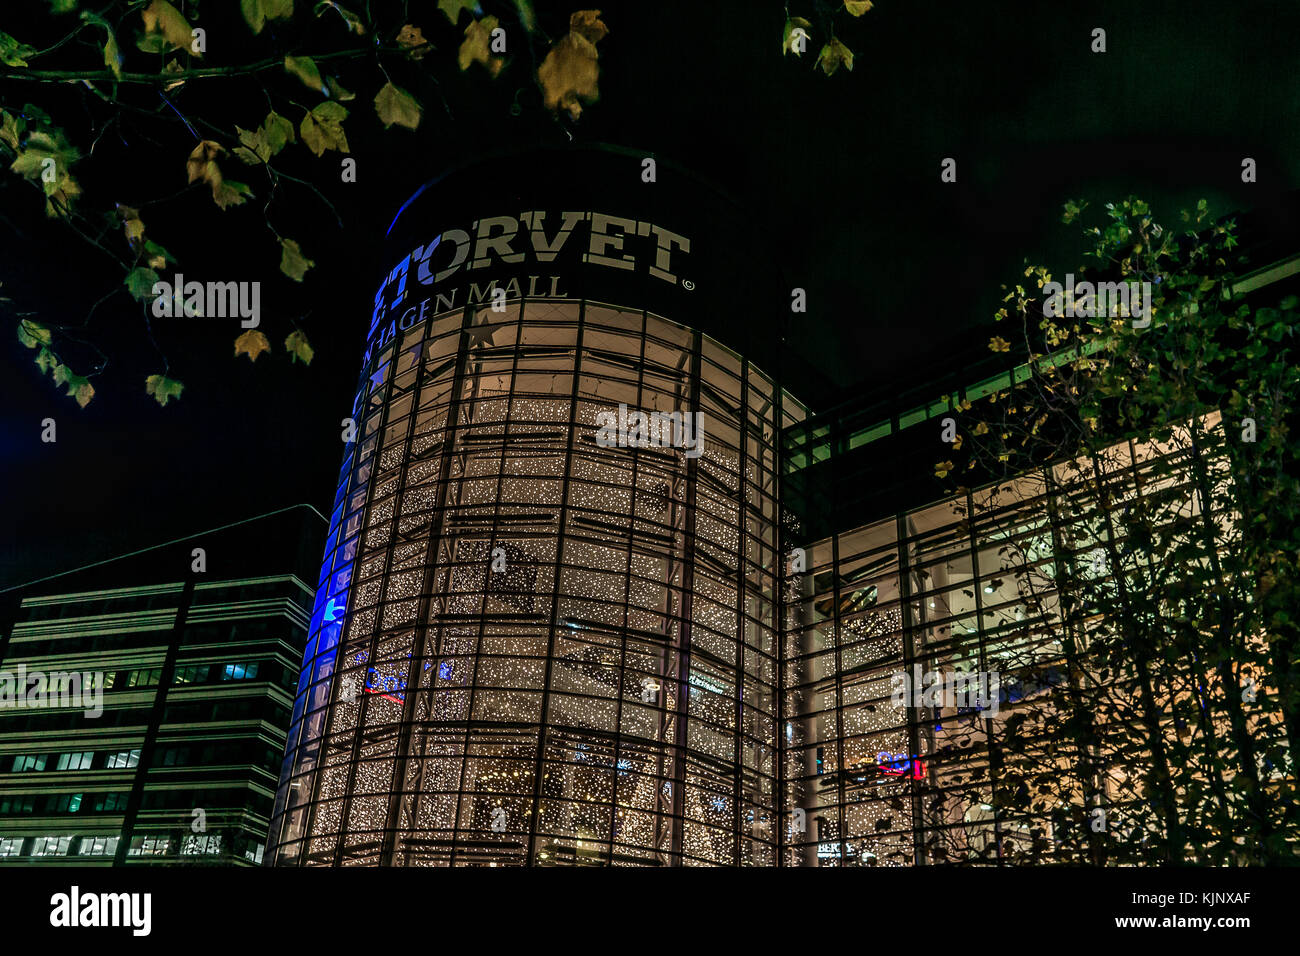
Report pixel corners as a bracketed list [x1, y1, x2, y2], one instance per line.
[21, 103, 50, 126]
[143, 239, 173, 269]
[52, 364, 93, 406]
[50, 0, 80, 13]
[325, 76, 355, 101]
[284, 55, 325, 93]
[81, 11, 122, 80]
[125, 266, 161, 301]
[17, 320, 52, 349]
[71, 378, 95, 407]
[241, 0, 266, 33]
[279, 237, 315, 281]
[34, 346, 55, 373]
[299, 101, 349, 155]
[285, 329, 314, 364]
[0, 32, 38, 68]
[513, 0, 537, 33]
[145, 373, 185, 406]
[374, 81, 421, 130]
[0, 110, 21, 151]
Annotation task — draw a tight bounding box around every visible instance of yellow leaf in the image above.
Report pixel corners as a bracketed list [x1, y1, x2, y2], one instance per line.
[816, 38, 853, 76]
[186, 140, 223, 185]
[374, 82, 422, 130]
[234, 329, 271, 362]
[989, 336, 1011, 353]
[211, 177, 253, 210]
[538, 11, 608, 119]
[73, 380, 94, 408]
[162, 59, 186, 91]
[844, 0, 874, 15]
[438, 0, 479, 23]
[782, 17, 811, 56]
[103, 31, 122, 80]
[299, 101, 349, 156]
[279, 237, 315, 281]
[285, 329, 314, 364]
[17, 320, 52, 348]
[243, 0, 293, 34]
[973, 421, 989, 436]
[395, 24, 429, 60]
[141, 0, 197, 56]
[935, 460, 954, 479]
[459, 15, 505, 76]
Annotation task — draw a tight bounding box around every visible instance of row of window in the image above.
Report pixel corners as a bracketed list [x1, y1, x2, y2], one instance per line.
[0, 833, 264, 862]
[0, 834, 118, 857]
[0, 791, 128, 815]
[174, 661, 263, 684]
[9, 749, 140, 773]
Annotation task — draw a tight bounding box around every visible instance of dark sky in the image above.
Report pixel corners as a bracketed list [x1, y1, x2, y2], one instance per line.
[2, 0, 1298, 589]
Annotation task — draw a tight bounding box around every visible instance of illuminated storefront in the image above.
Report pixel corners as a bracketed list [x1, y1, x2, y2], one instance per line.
[268, 146, 1297, 866]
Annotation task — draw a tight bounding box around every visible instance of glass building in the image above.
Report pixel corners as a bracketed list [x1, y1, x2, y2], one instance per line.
[0, 505, 323, 866]
[269, 146, 1298, 866]
[271, 148, 803, 866]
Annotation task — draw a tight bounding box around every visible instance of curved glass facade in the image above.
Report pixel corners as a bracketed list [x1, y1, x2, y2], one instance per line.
[270, 297, 799, 866]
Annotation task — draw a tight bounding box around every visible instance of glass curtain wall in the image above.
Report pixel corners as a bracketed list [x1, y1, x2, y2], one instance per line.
[783, 411, 1280, 865]
[270, 298, 793, 866]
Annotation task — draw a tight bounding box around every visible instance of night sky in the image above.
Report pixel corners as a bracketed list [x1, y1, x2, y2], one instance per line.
[2, 0, 1297, 589]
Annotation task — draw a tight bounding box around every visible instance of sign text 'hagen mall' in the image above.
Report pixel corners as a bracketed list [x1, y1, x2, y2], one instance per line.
[367, 210, 692, 358]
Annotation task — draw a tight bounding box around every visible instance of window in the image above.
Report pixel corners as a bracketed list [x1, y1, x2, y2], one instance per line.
[222, 661, 260, 681]
[180, 833, 222, 855]
[174, 664, 211, 685]
[55, 751, 95, 771]
[29, 836, 72, 857]
[105, 749, 140, 769]
[0, 837, 24, 857]
[0, 795, 35, 814]
[126, 668, 162, 688]
[127, 835, 171, 857]
[78, 835, 119, 857]
[244, 842, 265, 865]
[45, 792, 83, 813]
[90, 792, 127, 812]
[11, 753, 48, 772]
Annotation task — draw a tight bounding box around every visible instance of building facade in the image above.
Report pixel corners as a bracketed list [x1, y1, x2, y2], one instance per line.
[269, 148, 803, 866]
[269, 146, 1298, 866]
[0, 505, 323, 866]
